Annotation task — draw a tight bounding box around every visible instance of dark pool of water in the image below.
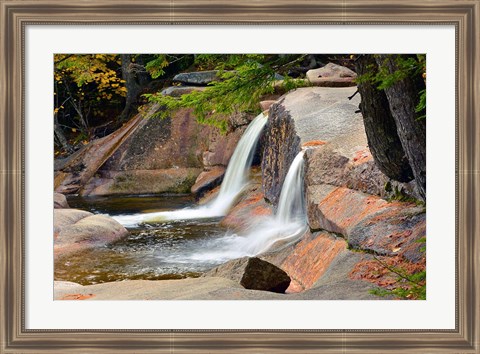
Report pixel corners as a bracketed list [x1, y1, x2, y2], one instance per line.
[56, 195, 228, 285]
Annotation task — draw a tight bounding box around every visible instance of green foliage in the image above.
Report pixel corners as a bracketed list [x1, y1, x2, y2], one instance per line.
[144, 54, 311, 131]
[415, 89, 426, 120]
[55, 54, 126, 99]
[375, 55, 425, 90]
[386, 184, 425, 206]
[369, 237, 426, 300]
[144, 55, 169, 79]
[54, 54, 126, 149]
[369, 268, 426, 300]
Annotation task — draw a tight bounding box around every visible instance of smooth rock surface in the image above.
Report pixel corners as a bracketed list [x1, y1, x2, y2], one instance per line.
[306, 62, 357, 87]
[202, 126, 247, 168]
[54, 192, 69, 209]
[280, 231, 347, 292]
[54, 209, 128, 260]
[173, 70, 220, 85]
[54, 273, 377, 300]
[306, 185, 425, 262]
[262, 86, 362, 205]
[81, 107, 211, 196]
[88, 168, 202, 196]
[260, 100, 276, 111]
[54, 208, 92, 238]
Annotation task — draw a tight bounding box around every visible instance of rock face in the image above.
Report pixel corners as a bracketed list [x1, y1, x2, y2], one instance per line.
[79, 107, 212, 196]
[279, 231, 347, 291]
[262, 86, 420, 206]
[304, 144, 420, 200]
[205, 257, 291, 293]
[55, 101, 253, 197]
[54, 192, 69, 209]
[306, 62, 357, 87]
[306, 185, 425, 262]
[202, 125, 247, 168]
[262, 86, 362, 205]
[54, 209, 128, 260]
[173, 70, 220, 85]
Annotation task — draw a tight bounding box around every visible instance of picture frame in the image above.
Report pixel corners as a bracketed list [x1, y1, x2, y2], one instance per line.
[1, 0, 478, 352]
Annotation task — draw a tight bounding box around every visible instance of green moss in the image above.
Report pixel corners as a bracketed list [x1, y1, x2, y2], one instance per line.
[387, 185, 425, 206]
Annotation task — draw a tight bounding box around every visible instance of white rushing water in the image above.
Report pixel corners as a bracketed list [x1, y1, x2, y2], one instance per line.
[113, 112, 267, 227]
[172, 150, 308, 263]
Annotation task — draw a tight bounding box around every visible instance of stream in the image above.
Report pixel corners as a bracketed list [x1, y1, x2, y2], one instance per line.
[55, 114, 307, 286]
[55, 195, 229, 285]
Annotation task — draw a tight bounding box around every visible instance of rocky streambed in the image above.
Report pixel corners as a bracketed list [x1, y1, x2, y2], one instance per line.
[54, 65, 426, 301]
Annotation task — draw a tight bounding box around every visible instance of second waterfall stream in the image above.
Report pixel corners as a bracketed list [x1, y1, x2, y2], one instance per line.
[182, 150, 307, 262]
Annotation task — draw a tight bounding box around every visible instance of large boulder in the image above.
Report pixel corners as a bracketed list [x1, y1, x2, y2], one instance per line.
[54, 208, 91, 237]
[160, 86, 205, 97]
[173, 70, 220, 85]
[306, 185, 425, 262]
[262, 86, 362, 205]
[205, 257, 291, 293]
[54, 209, 128, 259]
[306, 62, 357, 87]
[304, 144, 420, 200]
[54, 192, 69, 209]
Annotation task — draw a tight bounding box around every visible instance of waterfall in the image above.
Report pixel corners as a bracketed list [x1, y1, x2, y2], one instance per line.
[180, 150, 307, 262]
[113, 112, 267, 226]
[275, 150, 306, 225]
[208, 112, 268, 214]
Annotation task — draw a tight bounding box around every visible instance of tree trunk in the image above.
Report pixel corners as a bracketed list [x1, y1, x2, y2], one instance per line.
[356, 55, 414, 183]
[376, 54, 427, 200]
[54, 114, 73, 153]
[119, 54, 142, 122]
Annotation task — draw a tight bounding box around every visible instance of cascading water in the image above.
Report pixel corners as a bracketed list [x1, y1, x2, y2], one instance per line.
[173, 150, 308, 263]
[275, 151, 306, 225]
[113, 112, 267, 226]
[207, 112, 268, 214]
[67, 148, 308, 284]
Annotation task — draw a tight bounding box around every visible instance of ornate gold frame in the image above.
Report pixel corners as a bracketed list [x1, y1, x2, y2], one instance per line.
[1, 0, 479, 352]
